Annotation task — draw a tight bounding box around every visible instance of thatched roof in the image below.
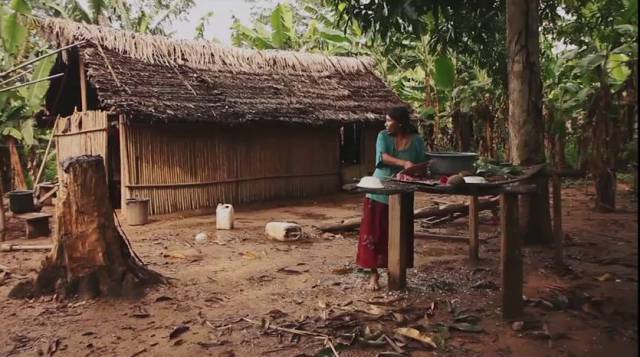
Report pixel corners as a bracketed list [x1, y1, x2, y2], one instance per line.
[39, 18, 405, 125]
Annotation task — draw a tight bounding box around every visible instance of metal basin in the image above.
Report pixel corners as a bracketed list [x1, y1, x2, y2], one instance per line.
[426, 152, 479, 176]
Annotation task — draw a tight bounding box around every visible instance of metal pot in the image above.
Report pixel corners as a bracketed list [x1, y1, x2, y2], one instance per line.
[426, 152, 479, 176]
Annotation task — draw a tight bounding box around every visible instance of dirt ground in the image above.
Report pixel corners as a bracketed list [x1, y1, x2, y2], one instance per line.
[0, 181, 637, 357]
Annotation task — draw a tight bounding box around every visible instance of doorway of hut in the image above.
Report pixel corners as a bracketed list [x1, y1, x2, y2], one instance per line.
[107, 124, 121, 209]
[340, 123, 363, 184]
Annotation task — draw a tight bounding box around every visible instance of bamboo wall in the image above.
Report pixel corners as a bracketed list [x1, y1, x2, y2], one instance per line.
[120, 119, 343, 215]
[55, 110, 109, 176]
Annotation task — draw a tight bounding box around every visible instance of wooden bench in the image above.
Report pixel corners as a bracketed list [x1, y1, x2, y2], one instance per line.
[13, 212, 53, 239]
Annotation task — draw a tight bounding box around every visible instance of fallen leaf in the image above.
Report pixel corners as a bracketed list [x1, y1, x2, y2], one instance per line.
[595, 273, 614, 282]
[46, 338, 61, 357]
[448, 322, 483, 333]
[169, 324, 190, 339]
[471, 280, 499, 290]
[267, 309, 288, 319]
[391, 312, 406, 323]
[240, 251, 257, 260]
[331, 267, 353, 275]
[197, 340, 229, 348]
[132, 306, 150, 318]
[277, 267, 307, 275]
[453, 314, 481, 324]
[394, 327, 437, 348]
[130, 348, 147, 357]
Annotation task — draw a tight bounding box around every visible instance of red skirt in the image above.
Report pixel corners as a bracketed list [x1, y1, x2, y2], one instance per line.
[356, 197, 389, 269]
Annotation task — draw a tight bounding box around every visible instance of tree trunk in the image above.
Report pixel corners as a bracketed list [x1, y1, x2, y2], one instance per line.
[591, 70, 616, 212]
[9, 155, 164, 299]
[506, 0, 553, 244]
[7, 137, 27, 190]
[0, 173, 5, 242]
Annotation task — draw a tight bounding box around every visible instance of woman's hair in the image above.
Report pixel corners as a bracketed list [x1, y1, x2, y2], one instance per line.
[387, 106, 417, 134]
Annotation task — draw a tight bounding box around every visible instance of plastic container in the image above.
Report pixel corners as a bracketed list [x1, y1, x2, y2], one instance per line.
[8, 190, 35, 213]
[126, 198, 150, 226]
[216, 203, 234, 230]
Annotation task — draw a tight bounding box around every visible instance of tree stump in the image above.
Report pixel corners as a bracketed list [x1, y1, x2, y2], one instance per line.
[9, 155, 164, 299]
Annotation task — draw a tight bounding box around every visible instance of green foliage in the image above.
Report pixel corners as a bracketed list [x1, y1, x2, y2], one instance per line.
[433, 55, 454, 90]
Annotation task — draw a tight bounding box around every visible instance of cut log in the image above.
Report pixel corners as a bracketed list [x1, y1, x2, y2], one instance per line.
[9, 155, 165, 300]
[316, 196, 500, 232]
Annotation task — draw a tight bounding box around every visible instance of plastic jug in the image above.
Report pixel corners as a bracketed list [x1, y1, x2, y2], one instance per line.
[216, 203, 234, 230]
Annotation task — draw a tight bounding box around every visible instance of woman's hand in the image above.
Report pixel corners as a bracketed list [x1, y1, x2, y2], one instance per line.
[403, 160, 415, 169]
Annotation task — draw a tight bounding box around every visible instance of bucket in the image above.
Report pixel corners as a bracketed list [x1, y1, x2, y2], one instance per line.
[126, 198, 150, 226]
[8, 190, 35, 213]
[216, 203, 234, 230]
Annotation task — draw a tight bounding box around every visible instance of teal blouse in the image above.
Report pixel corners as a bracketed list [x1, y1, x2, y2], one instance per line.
[367, 130, 426, 205]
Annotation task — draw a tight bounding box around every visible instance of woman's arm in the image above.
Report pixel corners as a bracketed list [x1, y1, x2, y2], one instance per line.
[382, 153, 414, 169]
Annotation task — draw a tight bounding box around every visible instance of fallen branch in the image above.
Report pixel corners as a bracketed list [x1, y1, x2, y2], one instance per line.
[316, 196, 499, 232]
[242, 317, 328, 338]
[1, 244, 53, 252]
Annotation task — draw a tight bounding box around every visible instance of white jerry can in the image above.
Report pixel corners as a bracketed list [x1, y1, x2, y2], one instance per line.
[216, 203, 234, 230]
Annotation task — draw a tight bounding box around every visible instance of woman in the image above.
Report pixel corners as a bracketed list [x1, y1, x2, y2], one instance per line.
[357, 106, 426, 290]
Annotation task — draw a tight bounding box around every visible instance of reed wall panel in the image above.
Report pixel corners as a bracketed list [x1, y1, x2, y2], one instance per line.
[122, 122, 342, 215]
[55, 110, 109, 176]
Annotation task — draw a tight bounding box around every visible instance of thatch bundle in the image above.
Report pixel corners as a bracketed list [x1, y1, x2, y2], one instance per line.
[37, 17, 373, 76]
[39, 18, 404, 125]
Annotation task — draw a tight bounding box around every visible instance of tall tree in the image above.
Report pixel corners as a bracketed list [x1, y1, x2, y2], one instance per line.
[330, 0, 554, 243]
[506, 0, 552, 243]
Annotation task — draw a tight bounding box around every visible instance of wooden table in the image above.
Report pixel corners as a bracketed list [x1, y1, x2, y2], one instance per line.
[345, 180, 536, 319]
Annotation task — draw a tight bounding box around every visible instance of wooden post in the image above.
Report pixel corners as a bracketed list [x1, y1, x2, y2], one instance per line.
[388, 192, 413, 290]
[500, 192, 523, 318]
[405, 193, 415, 268]
[118, 115, 129, 211]
[552, 173, 563, 267]
[34, 117, 59, 189]
[79, 57, 88, 111]
[469, 195, 480, 262]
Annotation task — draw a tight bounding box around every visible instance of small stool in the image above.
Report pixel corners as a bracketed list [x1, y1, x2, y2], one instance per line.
[14, 212, 53, 239]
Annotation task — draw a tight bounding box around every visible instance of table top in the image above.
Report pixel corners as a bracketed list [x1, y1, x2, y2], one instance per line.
[343, 179, 537, 196]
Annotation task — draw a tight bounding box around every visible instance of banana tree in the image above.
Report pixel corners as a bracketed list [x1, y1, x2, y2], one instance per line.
[0, 0, 57, 190]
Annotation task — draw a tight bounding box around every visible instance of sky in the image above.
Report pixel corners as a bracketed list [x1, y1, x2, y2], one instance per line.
[76, 0, 280, 44]
[171, 0, 277, 43]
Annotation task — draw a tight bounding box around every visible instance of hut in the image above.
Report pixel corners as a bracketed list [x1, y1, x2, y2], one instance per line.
[38, 18, 405, 215]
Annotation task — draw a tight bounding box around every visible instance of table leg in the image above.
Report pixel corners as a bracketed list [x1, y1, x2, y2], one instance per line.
[500, 192, 523, 318]
[388, 192, 413, 290]
[469, 195, 479, 262]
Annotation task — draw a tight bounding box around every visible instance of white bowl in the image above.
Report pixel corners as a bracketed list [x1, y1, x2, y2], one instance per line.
[463, 176, 488, 184]
[357, 176, 384, 189]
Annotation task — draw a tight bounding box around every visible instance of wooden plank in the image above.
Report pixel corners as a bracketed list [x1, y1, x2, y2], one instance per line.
[469, 195, 480, 262]
[125, 172, 339, 188]
[53, 127, 107, 137]
[552, 173, 563, 267]
[500, 192, 523, 319]
[388, 192, 413, 290]
[37, 185, 59, 205]
[14, 212, 53, 220]
[79, 56, 87, 111]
